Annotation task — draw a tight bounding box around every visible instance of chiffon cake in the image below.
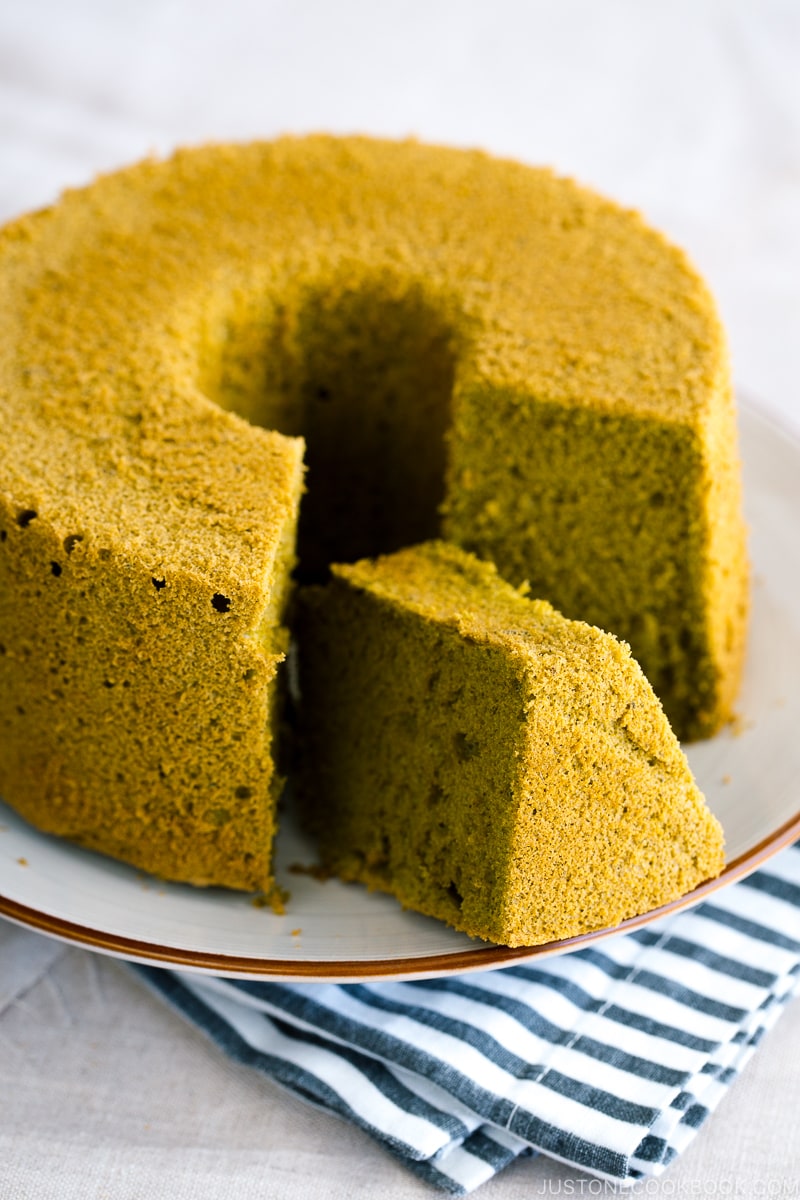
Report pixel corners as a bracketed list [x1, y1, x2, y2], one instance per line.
[0, 136, 746, 903]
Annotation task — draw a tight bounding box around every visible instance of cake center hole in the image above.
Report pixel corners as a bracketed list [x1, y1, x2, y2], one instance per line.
[202, 277, 457, 578]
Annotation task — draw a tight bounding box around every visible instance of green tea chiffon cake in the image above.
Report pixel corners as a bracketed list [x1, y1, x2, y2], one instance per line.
[0, 136, 745, 899]
[296, 542, 725, 946]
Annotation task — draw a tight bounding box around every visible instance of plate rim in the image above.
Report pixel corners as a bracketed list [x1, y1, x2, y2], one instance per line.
[1, 395, 798, 982]
[1, 808, 800, 981]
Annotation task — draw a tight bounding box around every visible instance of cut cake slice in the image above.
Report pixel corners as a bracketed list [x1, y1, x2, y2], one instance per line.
[295, 541, 725, 946]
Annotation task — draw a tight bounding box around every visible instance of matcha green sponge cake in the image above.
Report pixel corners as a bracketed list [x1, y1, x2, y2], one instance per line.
[296, 542, 725, 946]
[0, 135, 745, 891]
[0, 437, 303, 893]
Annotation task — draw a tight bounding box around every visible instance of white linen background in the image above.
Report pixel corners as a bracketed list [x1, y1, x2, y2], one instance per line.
[1, 1, 799, 1196]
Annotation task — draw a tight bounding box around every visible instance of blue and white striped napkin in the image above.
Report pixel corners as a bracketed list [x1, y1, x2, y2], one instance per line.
[137, 843, 800, 1194]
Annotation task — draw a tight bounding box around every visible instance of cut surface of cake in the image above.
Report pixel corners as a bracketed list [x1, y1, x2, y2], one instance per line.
[295, 542, 726, 947]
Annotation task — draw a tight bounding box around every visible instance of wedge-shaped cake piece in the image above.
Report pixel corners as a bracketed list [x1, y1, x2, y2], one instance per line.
[296, 541, 725, 946]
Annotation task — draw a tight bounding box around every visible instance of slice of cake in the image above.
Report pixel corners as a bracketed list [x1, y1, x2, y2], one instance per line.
[295, 541, 725, 947]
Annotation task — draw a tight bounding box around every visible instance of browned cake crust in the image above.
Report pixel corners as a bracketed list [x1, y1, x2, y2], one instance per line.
[0, 136, 748, 889]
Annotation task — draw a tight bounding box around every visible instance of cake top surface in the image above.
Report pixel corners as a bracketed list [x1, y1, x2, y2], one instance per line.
[0, 135, 727, 590]
[331, 539, 691, 772]
[334, 539, 619, 657]
[1, 136, 726, 418]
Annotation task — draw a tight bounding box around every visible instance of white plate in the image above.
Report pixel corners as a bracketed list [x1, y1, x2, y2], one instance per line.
[2, 398, 799, 982]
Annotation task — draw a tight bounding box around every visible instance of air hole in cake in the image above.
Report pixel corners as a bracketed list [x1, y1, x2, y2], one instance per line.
[374, 834, 391, 868]
[446, 882, 464, 909]
[200, 274, 457, 579]
[211, 592, 231, 612]
[454, 731, 480, 762]
[152, 577, 166, 590]
[63, 534, 83, 554]
[17, 509, 37, 528]
[235, 785, 253, 799]
[50, 562, 62, 576]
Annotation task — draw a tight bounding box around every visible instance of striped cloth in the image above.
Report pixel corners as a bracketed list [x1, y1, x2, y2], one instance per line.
[136, 843, 800, 1194]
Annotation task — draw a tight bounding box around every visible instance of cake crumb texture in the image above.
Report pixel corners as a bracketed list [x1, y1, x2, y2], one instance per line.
[0, 136, 747, 890]
[296, 542, 726, 946]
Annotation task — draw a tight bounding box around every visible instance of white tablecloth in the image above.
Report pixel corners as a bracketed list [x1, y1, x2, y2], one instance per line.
[2, 2, 799, 1195]
[2, 921, 800, 1198]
